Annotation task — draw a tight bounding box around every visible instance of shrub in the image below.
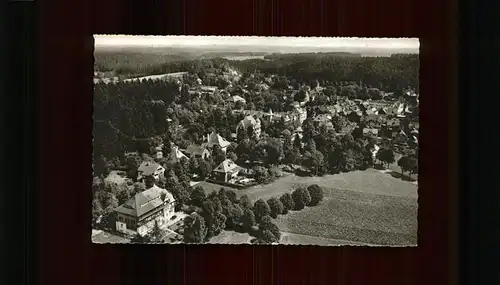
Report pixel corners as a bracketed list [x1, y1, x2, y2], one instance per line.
[292, 187, 311, 210]
[253, 199, 271, 222]
[279, 193, 295, 214]
[267, 197, 285, 218]
[183, 213, 207, 243]
[242, 208, 256, 230]
[307, 184, 324, 206]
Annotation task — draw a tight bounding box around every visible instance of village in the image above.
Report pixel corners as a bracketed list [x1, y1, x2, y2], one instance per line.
[92, 50, 419, 245]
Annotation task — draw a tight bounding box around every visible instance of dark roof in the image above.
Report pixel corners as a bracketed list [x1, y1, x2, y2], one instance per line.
[138, 161, 162, 176]
[213, 159, 242, 174]
[206, 132, 231, 149]
[114, 185, 175, 218]
[186, 144, 208, 156]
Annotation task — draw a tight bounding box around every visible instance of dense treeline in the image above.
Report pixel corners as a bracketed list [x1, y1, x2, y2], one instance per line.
[234, 54, 419, 93]
[94, 51, 188, 76]
[95, 52, 419, 94]
[93, 53, 418, 176]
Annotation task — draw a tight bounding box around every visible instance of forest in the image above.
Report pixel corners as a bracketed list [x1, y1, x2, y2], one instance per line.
[93, 53, 419, 176]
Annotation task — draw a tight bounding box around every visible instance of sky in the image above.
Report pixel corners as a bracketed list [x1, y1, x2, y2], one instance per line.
[94, 35, 419, 51]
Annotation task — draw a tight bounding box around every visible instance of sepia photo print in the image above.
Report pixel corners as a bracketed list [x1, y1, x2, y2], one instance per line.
[92, 35, 419, 246]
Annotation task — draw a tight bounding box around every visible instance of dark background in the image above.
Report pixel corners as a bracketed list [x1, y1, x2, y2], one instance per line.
[5, 0, 482, 283]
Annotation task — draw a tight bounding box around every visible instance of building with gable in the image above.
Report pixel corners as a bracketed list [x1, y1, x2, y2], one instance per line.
[236, 115, 262, 139]
[114, 185, 176, 236]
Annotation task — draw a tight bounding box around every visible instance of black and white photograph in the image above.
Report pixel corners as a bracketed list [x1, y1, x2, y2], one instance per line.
[92, 35, 419, 246]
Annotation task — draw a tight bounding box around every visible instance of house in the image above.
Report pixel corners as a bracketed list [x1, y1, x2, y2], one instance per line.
[377, 107, 389, 115]
[369, 144, 380, 160]
[290, 102, 307, 124]
[204, 132, 231, 153]
[262, 109, 275, 121]
[228, 95, 246, 104]
[363, 128, 379, 138]
[137, 161, 165, 182]
[211, 159, 243, 183]
[155, 144, 164, 159]
[114, 185, 176, 236]
[199, 86, 218, 94]
[185, 144, 210, 159]
[365, 107, 379, 116]
[394, 130, 408, 144]
[170, 145, 189, 163]
[236, 115, 262, 139]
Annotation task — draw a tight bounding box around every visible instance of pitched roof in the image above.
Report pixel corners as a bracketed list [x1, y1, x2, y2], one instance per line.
[185, 144, 208, 156]
[206, 132, 231, 148]
[114, 185, 175, 218]
[171, 146, 188, 160]
[213, 159, 242, 174]
[363, 128, 379, 136]
[229, 95, 246, 103]
[138, 161, 162, 176]
[239, 116, 260, 129]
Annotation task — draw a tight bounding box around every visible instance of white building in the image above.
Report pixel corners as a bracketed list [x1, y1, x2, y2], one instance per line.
[236, 115, 262, 139]
[114, 185, 176, 236]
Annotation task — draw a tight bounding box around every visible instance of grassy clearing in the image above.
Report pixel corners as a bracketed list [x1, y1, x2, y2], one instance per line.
[198, 169, 417, 246]
[274, 187, 417, 246]
[208, 231, 253, 244]
[197, 169, 417, 201]
[280, 231, 377, 246]
[91, 230, 130, 244]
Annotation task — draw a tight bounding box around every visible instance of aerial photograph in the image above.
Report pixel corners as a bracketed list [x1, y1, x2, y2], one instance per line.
[92, 35, 419, 246]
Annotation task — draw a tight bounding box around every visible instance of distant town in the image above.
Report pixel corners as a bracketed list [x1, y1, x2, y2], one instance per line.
[92, 39, 419, 246]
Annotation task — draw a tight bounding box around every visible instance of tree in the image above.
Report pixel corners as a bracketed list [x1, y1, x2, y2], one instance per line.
[92, 198, 103, 224]
[307, 184, 324, 206]
[148, 220, 166, 243]
[256, 216, 281, 244]
[264, 139, 284, 165]
[338, 149, 357, 172]
[279, 193, 295, 214]
[198, 159, 212, 179]
[183, 213, 208, 243]
[144, 175, 156, 188]
[170, 185, 190, 210]
[190, 186, 206, 207]
[201, 199, 227, 238]
[407, 156, 418, 178]
[116, 184, 131, 205]
[294, 90, 307, 102]
[131, 233, 151, 244]
[376, 148, 395, 168]
[226, 204, 244, 228]
[397, 155, 410, 175]
[225, 189, 238, 204]
[267, 197, 285, 218]
[303, 150, 324, 175]
[212, 145, 226, 166]
[253, 166, 271, 184]
[132, 182, 146, 195]
[293, 133, 303, 152]
[292, 187, 311, 210]
[239, 194, 253, 209]
[253, 199, 271, 223]
[242, 208, 256, 231]
[235, 138, 252, 163]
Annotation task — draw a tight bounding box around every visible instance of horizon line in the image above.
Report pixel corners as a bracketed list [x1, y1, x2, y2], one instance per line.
[94, 35, 420, 50]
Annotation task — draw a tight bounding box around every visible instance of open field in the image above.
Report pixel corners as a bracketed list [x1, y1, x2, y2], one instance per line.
[199, 169, 417, 245]
[274, 187, 417, 246]
[208, 231, 253, 244]
[197, 168, 417, 200]
[223, 55, 267, 61]
[280, 232, 378, 246]
[92, 230, 130, 244]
